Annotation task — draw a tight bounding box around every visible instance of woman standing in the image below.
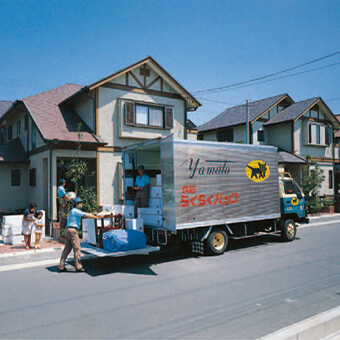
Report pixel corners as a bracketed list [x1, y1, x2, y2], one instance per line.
[22, 203, 37, 250]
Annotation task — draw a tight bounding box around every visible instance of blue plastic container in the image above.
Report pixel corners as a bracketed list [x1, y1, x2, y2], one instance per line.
[102, 229, 146, 252]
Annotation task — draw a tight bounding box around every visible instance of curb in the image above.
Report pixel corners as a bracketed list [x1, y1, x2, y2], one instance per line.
[260, 305, 340, 340]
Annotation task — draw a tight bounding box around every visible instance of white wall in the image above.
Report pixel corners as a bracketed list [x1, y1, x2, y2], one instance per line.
[0, 164, 29, 212]
[266, 123, 292, 151]
[98, 87, 185, 148]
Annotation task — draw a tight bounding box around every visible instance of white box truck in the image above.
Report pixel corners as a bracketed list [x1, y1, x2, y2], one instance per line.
[82, 136, 308, 257]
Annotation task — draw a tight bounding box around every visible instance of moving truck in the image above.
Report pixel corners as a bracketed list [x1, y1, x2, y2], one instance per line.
[82, 136, 308, 257]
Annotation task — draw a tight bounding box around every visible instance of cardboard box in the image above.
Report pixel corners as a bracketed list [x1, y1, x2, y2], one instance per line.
[3, 235, 11, 244]
[10, 234, 24, 245]
[125, 218, 144, 233]
[10, 224, 22, 235]
[149, 187, 162, 198]
[138, 207, 162, 216]
[149, 198, 162, 209]
[156, 174, 162, 186]
[138, 214, 163, 227]
[2, 215, 23, 226]
[1, 225, 11, 237]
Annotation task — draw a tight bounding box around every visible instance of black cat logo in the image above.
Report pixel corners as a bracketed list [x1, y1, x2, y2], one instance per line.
[246, 160, 270, 182]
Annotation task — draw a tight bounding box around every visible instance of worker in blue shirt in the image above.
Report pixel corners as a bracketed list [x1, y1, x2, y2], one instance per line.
[57, 179, 71, 228]
[59, 197, 100, 272]
[133, 165, 150, 217]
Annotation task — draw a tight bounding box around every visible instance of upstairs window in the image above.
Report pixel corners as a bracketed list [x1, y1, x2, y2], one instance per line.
[11, 169, 21, 186]
[217, 129, 233, 142]
[31, 122, 36, 149]
[325, 126, 332, 145]
[257, 130, 265, 142]
[24, 114, 28, 131]
[30, 168, 36, 186]
[17, 120, 21, 135]
[308, 123, 330, 146]
[125, 101, 173, 129]
[8, 126, 13, 141]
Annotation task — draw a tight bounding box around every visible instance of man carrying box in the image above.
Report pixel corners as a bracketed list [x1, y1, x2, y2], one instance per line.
[133, 165, 150, 218]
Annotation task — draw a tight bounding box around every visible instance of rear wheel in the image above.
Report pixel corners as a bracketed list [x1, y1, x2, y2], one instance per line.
[205, 229, 228, 255]
[281, 219, 296, 241]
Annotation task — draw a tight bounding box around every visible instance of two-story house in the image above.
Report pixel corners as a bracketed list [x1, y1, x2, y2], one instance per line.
[0, 56, 200, 222]
[198, 93, 340, 198]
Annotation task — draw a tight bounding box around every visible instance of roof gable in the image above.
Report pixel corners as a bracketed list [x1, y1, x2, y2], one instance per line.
[198, 93, 290, 132]
[86, 56, 201, 110]
[265, 97, 340, 129]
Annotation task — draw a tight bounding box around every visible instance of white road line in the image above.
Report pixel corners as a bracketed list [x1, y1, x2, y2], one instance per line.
[0, 247, 63, 258]
[298, 220, 340, 229]
[0, 254, 95, 273]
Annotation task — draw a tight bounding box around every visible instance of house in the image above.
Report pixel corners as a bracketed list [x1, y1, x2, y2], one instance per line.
[186, 119, 198, 140]
[198, 94, 340, 198]
[0, 56, 200, 223]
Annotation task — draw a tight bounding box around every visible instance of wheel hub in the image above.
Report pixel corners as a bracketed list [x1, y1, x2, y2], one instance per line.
[213, 233, 225, 251]
[287, 223, 295, 237]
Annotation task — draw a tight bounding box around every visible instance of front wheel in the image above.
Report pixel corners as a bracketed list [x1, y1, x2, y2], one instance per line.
[281, 219, 296, 241]
[205, 229, 228, 255]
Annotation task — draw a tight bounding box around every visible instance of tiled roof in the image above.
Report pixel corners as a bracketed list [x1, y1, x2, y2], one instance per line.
[0, 101, 13, 120]
[265, 97, 320, 126]
[198, 93, 289, 132]
[0, 138, 28, 163]
[22, 84, 104, 144]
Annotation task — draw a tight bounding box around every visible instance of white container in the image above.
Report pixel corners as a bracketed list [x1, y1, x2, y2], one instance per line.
[123, 206, 134, 218]
[10, 224, 22, 235]
[10, 234, 24, 245]
[149, 187, 162, 198]
[125, 218, 144, 233]
[82, 219, 95, 232]
[86, 220, 97, 245]
[3, 235, 11, 244]
[1, 225, 11, 237]
[82, 231, 88, 243]
[149, 198, 162, 209]
[113, 205, 124, 215]
[2, 215, 23, 226]
[138, 214, 163, 227]
[156, 174, 162, 186]
[138, 207, 162, 216]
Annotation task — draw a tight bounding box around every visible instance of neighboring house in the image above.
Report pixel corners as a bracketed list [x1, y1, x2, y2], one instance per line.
[334, 115, 340, 197]
[198, 94, 340, 198]
[0, 56, 200, 222]
[186, 119, 198, 140]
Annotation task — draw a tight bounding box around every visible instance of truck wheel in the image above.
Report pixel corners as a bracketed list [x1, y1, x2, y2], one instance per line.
[281, 219, 296, 241]
[205, 230, 228, 255]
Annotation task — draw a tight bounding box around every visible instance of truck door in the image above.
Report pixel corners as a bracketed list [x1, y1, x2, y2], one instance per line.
[280, 179, 306, 219]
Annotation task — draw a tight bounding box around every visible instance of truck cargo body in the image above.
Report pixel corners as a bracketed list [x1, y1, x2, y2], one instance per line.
[123, 135, 281, 232]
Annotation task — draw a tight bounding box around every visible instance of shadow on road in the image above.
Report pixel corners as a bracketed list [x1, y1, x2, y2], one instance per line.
[46, 234, 299, 276]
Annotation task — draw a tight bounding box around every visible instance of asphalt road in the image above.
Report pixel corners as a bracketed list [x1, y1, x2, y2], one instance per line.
[0, 219, 339, 339]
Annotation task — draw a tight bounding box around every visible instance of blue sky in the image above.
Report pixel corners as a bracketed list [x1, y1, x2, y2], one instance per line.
[1, 0, 339, 126]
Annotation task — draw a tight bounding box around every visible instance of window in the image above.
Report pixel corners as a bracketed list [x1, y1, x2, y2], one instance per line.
[11, 169, 20, 186]
[283, 180, 301, 196]
[8, 126, 12, 141]
[217, 129, 233, 142]
[31, 122, 36, 149]
[17, 120, 21, 135]
[124, 101, 172, 129]
[316, 125, 320, 144]
[257, 130, 265, 142]
[329, 170, 333, 189]
[30, 168, 36, 186]
[24, 114, 28, 131]
[325, 126, 332, 145]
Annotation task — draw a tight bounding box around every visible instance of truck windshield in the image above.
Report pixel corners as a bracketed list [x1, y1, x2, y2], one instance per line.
[283, 180, 302, 197]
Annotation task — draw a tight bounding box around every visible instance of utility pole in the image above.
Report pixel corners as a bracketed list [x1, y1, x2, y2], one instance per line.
[246, 99, 249, 144]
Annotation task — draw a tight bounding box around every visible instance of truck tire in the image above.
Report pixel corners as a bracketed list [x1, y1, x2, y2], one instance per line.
[281, 219, 296, 241]
[205, 229, 228, 255]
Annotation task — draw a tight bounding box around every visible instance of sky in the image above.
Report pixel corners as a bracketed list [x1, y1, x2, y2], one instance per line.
[0, 0, 339, 127]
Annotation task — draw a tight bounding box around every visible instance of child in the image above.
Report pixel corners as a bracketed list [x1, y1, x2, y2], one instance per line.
[33, 211, 44, 249]
[22, 203, 37, 250]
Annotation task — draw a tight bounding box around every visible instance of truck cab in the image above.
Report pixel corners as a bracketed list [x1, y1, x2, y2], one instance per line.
[279, 172, 308, 223]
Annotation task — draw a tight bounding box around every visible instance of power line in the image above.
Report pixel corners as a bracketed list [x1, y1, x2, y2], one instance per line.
[193, 50, 340, 94]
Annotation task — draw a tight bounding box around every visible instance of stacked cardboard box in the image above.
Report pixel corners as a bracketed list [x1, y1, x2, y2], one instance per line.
[138, 175, 163, 227]
[125, 218, 144, 233]
[1, 211, 46, 245]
